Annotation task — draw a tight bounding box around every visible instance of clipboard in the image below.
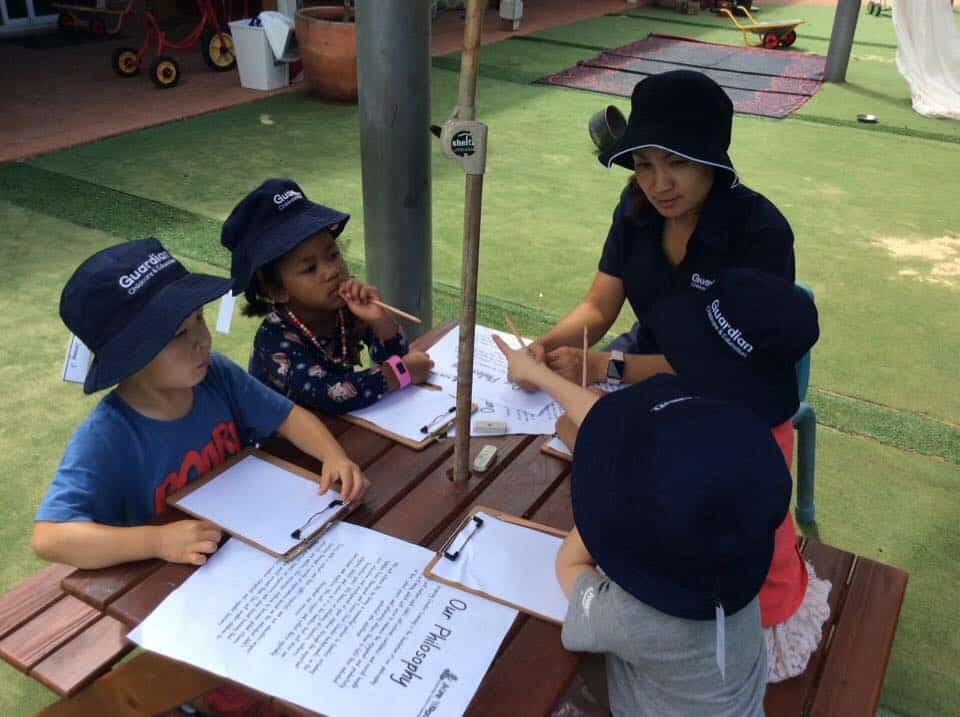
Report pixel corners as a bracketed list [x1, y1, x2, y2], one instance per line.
[540, 435, 573, 463]
[423, 505, 569, 625]
[342, 389, 479, 450]
[167, 448, 359, 561]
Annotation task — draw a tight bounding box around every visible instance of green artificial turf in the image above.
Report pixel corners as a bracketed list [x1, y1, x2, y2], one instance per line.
[1, 5, 958, 715]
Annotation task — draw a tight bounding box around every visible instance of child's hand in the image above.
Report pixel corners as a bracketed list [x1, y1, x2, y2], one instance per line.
[492, 334, 545, 388]
[403, 351, 435, 384]
[338, 279, 389, 323]
[156, 520, 222, 566]
[320, 454, 370, 503]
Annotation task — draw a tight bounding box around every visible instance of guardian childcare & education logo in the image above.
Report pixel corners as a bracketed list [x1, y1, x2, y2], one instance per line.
[273, 189, 304, 211]
[690, 273, 715, 291]
[118, 251, 176, 295]
[706, 299, 753, 357]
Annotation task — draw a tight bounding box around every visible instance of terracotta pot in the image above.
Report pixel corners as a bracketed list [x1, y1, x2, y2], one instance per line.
[295, 6, 358, 103]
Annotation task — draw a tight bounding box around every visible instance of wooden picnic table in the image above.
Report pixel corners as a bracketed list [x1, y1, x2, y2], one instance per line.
[0, 323, 908, 717]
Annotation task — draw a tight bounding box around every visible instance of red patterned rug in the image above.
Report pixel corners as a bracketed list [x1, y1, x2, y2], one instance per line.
[540, 34, 826, 119]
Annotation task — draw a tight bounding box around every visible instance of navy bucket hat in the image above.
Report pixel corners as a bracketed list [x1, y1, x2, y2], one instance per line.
[60, 238, 231, 394]
[572, 374, 791, 620]
[598, 70, 739, 188]
[221, 178, 350, 296]
[647, 269, 819, 426]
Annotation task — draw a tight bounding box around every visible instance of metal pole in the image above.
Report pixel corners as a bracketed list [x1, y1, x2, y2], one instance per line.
[356, 0, 433, 337]
[452, 0, 489, 482]
[824, 0, 862, 83]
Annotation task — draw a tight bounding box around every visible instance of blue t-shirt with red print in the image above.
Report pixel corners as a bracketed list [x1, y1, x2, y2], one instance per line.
[35, 353, 293, 527]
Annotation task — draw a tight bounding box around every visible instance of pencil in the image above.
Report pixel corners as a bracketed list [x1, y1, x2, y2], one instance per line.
[372, 299, 422, 325]
[581, 325, 588, 389]
[503, 314, 528, 350]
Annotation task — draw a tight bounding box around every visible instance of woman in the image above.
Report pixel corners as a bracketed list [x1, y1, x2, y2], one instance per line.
[527, 70, 795, 389]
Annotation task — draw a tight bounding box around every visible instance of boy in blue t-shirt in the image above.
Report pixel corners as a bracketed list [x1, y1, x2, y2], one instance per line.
[34, 238, 369, 570]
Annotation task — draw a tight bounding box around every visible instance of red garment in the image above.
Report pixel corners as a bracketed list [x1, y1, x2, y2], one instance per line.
[759, 420, 809, 628]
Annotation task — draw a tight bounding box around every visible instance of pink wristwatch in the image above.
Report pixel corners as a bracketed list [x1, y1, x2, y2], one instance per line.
[384, 355, 412, 390]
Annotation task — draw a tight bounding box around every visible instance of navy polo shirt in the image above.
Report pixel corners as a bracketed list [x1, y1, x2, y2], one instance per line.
[599, 181, 795, 326]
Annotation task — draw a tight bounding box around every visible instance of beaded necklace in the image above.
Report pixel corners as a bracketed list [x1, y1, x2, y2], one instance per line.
[281, 305, 352, 366]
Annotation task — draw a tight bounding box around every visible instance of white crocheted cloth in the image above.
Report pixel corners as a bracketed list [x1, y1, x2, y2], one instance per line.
[764, 561, 832, 683]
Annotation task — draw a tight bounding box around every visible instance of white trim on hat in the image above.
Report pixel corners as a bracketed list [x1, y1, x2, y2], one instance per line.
[605, 143, 740, 188]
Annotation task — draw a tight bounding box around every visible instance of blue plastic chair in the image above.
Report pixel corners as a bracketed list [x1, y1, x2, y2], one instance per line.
[793, 283, 817, 525]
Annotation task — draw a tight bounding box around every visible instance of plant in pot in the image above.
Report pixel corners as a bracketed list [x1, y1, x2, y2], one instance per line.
[295, 0, 358, 102]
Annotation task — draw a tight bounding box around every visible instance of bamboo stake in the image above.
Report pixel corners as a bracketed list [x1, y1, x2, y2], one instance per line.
[452, 0, 490, 482]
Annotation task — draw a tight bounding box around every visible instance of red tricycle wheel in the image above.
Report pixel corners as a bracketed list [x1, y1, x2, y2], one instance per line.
[111, 47, 140, 77]
[780, 29, 797, 47]
[201, 29, 237, 72]
[150, 55, 181, 89]
[763, 32, 780, 50]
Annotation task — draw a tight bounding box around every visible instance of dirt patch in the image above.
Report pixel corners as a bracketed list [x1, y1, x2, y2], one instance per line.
[875, 234, 960, 289]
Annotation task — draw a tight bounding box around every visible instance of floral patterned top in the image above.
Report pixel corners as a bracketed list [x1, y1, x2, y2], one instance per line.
[248, 308, 407, 415]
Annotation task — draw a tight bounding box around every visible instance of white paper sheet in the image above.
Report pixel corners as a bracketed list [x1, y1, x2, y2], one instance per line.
[347, 385, 458, 443]
[428, 325, 554, 414]
[430, 512, 569, 623]
[449, 397, 562, 437]
[216, 291, 237, 334]
[543, 436, 573, 458]
[129, 523, 518, 717]
[174, 455, 345, 555]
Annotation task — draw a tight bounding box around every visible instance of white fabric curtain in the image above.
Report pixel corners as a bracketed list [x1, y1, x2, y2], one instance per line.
[893, 0, 960, 120]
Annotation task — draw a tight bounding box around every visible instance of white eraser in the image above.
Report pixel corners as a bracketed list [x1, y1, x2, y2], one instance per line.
[473, 420, 507, 434]
[473, 444, 498, 473]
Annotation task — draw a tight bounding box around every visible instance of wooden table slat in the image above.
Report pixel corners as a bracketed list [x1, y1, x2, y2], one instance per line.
[36, 652, 224, 717]
[428, 436, 571, 552]
[347, 440, 453, 527]
[30, 615, 132, 696]
[0, 595, 100, 671]
[764, 539, 857, 716]
[465, 610, 578, 717]
[106, 563, 197, 628]
[371, 435, 532, 546]
[0, 563, 74, 640]
[61, 559, 162, 612]
[808, 557, 908, 717]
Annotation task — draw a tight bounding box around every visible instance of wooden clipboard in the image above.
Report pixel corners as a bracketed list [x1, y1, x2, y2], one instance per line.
[540, 436, 573, 463]
[423, 505, 568, 625]
[341, 400, 479, 451]
[167, 448, 359, 562]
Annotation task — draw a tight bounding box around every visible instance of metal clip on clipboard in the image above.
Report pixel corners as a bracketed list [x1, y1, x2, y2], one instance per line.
[443, 515, 484, 561]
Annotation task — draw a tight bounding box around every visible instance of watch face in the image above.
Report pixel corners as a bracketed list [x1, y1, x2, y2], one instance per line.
[607, 360, 624, 382]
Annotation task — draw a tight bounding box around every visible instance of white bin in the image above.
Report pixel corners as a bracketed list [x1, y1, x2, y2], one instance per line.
[229, 19, 288, 91]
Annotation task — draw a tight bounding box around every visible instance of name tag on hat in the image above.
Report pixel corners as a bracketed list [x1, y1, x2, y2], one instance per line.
[216, 291, 237, 334]
[62, 334, 92, 384]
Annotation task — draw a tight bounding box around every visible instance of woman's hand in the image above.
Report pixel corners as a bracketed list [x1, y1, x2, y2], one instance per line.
[338, 279, 389, 324]
[492, 334, 547, 389]
[156, 520, 223, 566]
[320, 454, 370, 503]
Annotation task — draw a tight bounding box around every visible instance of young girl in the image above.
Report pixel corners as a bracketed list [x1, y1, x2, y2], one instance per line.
[221, 178, 434, 414]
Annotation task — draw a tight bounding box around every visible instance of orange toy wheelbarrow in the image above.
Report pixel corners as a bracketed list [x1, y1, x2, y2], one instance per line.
[53, 0, 136, 37]
[719, 6, 804, 49]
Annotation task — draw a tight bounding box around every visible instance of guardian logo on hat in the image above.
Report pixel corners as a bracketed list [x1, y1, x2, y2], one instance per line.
[60, 238, 231, 394]
[221, 178, 350, 296]
[647, 269, 819, 425]
[707, 298, 754, 357]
